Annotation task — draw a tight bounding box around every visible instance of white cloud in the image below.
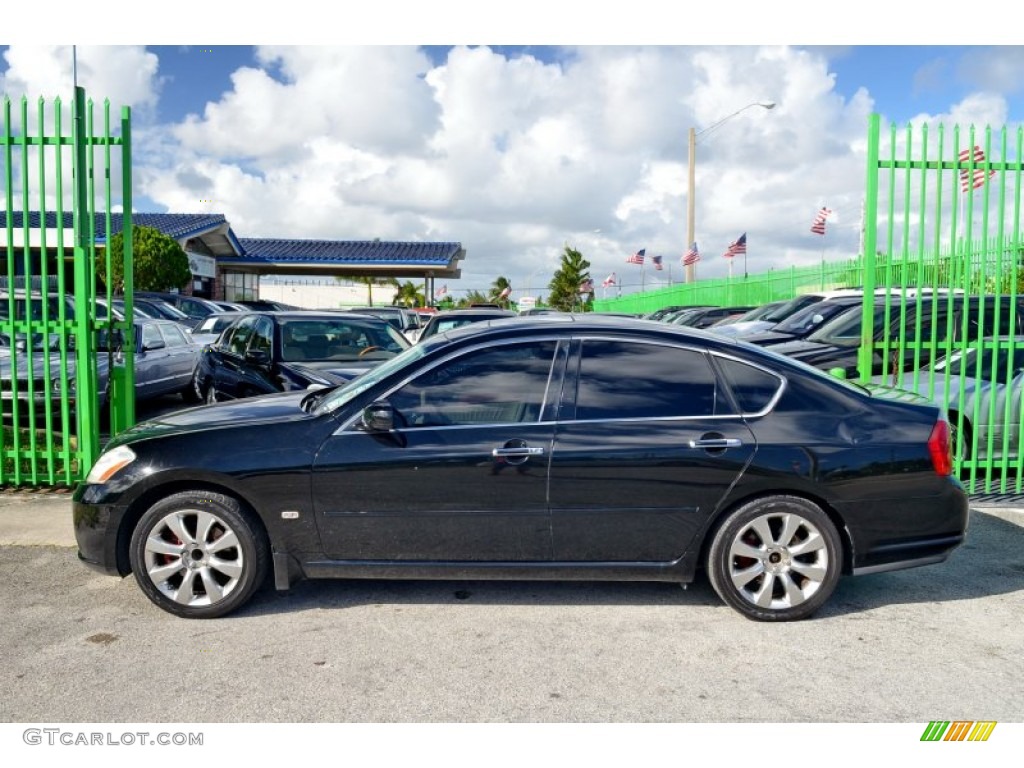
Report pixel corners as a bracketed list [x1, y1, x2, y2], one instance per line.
[4, 44, 1020, 297]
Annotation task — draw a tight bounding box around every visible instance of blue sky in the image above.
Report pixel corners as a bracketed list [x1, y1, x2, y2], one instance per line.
[2, 27, 1022, 297]
[141, 45, 1022, 128]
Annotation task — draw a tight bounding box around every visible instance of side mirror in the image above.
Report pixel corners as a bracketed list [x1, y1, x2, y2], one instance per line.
[361, 401, 395, 432]
[245, 349, 271, 366]
[143, 338, 165, 351]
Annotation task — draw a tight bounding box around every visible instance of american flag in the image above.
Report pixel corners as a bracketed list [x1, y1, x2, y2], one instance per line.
[626, 248, 646, 265]
[682, 242, 700, 266]
[578, 278, 594, 293]
[959, 146, 996, 192]
[651, 254, 663, 271]
[435, 284, 448, 298]
[602, 272, 617, 287]
[810, 206, 832, 235]
[723, 233, 747, 259]
[498, 286, 512, 299]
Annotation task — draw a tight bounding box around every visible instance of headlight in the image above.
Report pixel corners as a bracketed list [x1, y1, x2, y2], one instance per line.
[85, 445, 137, 484]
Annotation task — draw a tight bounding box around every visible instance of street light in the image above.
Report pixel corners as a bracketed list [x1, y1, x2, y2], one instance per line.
[685, 100, 776, 283]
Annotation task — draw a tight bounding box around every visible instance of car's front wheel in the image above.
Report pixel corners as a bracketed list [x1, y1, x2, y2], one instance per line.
[707, 495, 842, 622]
[129, 491, 269, 618]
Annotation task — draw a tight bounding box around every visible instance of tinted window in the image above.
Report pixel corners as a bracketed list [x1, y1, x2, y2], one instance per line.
[574, 340, 730, 420]
[250, 316, 273, 355]
[160, 323, 189, 348]
[141, 324, 163, 349]
[225, 316, 257, 356]
[715, 356, 783, 413]
[387, 341, 558, 427]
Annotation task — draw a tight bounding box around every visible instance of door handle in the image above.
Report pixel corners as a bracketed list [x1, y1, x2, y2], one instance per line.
[492, 446, 546, 458]
[688, 438, 742, 449]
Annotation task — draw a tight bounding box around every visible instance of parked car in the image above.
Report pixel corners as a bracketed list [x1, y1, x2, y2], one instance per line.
[671, 306, 757, 329]
[708, 300, 790, 328]
[875, 337, 1024, 462]
[131, 297, 195, 329]
[136, 292, 224, 325]
[237, 299, 299, 311]
[1, 317, 201, 412]
[733, 295, 865, 346]
[347, 306, 423, 339]
[714, 291, 865, 338]
[416, 308, 517, 343]
[188, 311, 252, 348]
[75, 315, 967, 621]
[192, 311, 410, 404]
[771, 294, 1024, 378]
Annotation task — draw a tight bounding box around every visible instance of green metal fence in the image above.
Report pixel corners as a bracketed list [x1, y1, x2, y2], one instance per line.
[861, 114, 1024, 494]
[1, 87, 133, 487]
[593, 257, 866, 314]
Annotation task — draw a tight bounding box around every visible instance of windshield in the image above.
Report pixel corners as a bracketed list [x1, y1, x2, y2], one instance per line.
[279, 318, 409, 362]
[313, 342, 428, 415]
[773, 300, 858, 335]
[761, 295, 821, 324]
[805, 304, 887, 346]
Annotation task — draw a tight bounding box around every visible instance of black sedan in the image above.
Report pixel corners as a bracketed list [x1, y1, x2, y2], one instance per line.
[74, 315, 968, 622]
[192, 311, 409, 403]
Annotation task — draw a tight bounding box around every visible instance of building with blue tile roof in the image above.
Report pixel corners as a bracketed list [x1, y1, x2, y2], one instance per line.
[1, 212, 464, 302]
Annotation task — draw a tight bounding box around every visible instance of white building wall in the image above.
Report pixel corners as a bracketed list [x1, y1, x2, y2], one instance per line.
[256, 281, 399, 309]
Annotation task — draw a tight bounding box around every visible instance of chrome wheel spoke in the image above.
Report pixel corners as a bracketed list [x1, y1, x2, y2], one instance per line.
[779, 572, 806, 606]
[209, 555, 242, 580]
[207, 530, 239, 554]
[753, 573, 777, 607]
[730, 561, 764, 590]
[777, 513, 802, 547]
[750, 517, 776, 547]
[196, 510, 220, 544]
[791, 560, 827, 583]
[199, 568, 224, 602]
[789, 532, 825, 558]
[146, 536, 185, 556]
[147, 559, 185, 583]
[729, 540, 764, 560]
[165, 513, 193, 545]
[172, 573, 198, 605]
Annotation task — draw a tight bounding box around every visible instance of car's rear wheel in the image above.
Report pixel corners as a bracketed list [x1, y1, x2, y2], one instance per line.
[129, 491, 268, 618]
[948, 412, 972, 464]
[707, 495, 842, 622]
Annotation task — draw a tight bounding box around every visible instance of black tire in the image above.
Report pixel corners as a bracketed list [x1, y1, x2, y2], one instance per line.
[181, 376, 202, 404]
[707, 495, 842, 622]
[129, 490, 269, 619]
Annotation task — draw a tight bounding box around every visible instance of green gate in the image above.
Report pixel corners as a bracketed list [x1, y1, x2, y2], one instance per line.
[861, 113, 1024, 494]
[1, 86, 134, 487]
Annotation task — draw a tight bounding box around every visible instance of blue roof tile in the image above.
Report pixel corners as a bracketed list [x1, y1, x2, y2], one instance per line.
[0, 211, 231, 243]
[230, 238, 463, 267]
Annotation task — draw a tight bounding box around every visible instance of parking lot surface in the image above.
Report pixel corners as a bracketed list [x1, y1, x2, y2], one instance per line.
[0, 502, 1021, 722]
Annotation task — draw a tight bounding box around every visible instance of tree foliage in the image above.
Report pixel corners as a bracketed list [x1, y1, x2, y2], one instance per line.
[547, 246, 592, 312]
[490, 275, 512, 307]
[392, 280, 425, 307]
[106, 225, 191, 293]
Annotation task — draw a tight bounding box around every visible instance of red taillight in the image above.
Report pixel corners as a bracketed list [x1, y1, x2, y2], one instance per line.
[928, 419, 953, 476]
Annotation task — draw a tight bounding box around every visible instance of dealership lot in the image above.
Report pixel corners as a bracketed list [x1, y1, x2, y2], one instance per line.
[0, 503, 1021, 723]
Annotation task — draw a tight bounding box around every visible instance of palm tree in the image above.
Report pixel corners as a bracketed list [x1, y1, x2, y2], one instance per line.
[349, 275, 399, 306]
[548, 246, 591, 312]
[490, 275, 512, 307]
[392, 280, 424, 308]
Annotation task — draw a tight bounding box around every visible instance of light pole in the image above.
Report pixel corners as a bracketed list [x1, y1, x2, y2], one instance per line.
[686, 100, 775, 283]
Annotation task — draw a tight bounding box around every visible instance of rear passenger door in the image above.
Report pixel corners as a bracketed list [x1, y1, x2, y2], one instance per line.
[547, 338, 756, 563]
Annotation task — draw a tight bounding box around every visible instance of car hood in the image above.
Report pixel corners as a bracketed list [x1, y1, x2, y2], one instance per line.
[111, 390, 318, 444]
[711, 320, 776, 337]
[284, 360, 375, 383]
